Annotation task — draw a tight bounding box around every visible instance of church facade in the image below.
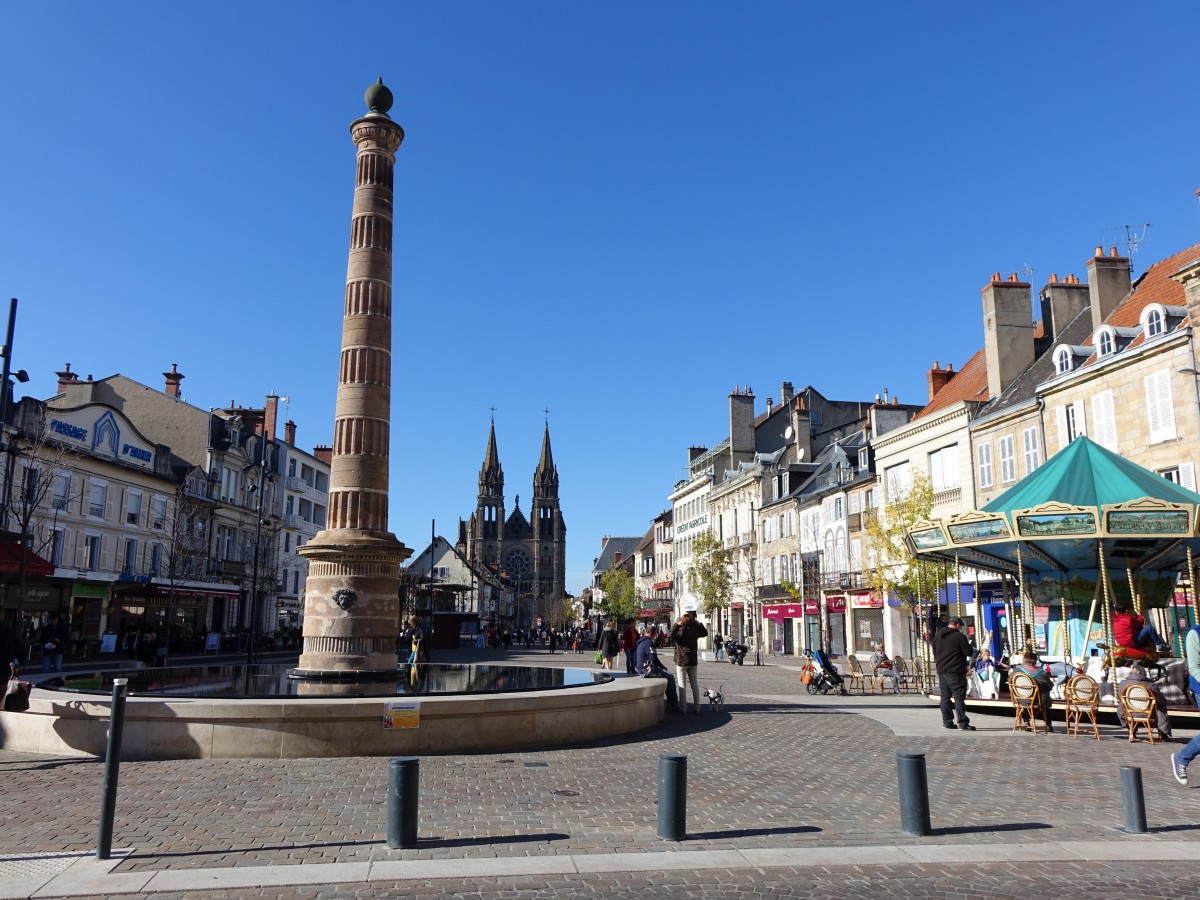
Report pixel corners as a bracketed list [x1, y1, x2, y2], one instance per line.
[457, 422, 566, 628]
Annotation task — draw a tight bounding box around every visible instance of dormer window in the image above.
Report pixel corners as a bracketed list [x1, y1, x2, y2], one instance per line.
[1055, 347, 1072, 375]
[1097, 330, 1113, 357]
[1146, 308, 1164, 337]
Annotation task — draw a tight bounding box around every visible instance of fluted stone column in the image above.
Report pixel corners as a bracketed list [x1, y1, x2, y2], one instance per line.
[296, 80, 411, 676]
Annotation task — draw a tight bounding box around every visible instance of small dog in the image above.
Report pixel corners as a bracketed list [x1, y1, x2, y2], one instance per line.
[703, 686, 723, 711]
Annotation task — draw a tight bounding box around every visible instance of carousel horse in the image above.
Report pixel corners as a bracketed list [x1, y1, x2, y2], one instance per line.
[1097, 643, 1167, 682]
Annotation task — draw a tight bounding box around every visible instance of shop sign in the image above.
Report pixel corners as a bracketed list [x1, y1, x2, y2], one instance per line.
[850, 592, 882, 609]
[675, 514, 708, 537]
[47, 407, 155, 470]
[804, 600, 819, 615]
[762, 603, 803, 619]
[826, 596, 846, 613]
[72, 583, 111, 599]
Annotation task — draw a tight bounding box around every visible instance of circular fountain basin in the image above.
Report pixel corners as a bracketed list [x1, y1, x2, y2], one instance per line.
[0, 664, 667, 760]
[36, 663, 611, 698]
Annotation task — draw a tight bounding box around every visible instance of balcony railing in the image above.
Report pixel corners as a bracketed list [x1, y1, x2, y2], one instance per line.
[755, 583, 793, 602]
[932, 485, 962, 508]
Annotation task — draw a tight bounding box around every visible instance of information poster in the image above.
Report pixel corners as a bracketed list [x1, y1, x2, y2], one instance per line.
[383, 702, 420, 729]
[205, 632, 220, 652]
[99, 632, 118, 654]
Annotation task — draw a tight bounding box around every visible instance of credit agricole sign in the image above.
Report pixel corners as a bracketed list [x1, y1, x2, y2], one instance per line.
[675, 514, 708, 537]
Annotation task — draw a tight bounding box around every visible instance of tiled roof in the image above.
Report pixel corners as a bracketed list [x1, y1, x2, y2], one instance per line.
[1072, 242, 1200, 369]
[1106, 242, 1200, 330]
[912, 348, 989, 420]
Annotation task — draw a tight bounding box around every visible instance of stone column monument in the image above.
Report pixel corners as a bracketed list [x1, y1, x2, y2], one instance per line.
[295, 80, 411, 676]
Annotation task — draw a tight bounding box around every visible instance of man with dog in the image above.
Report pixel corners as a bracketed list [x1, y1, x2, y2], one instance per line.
[669, 611, 708, 715]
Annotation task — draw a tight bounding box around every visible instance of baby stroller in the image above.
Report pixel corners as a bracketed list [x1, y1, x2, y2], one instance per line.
[805, 649, 848, 696]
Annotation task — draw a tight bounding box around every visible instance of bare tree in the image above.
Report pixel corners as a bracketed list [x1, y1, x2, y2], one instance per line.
[3, 401, 81, 621]
[157, 467, 217, 663]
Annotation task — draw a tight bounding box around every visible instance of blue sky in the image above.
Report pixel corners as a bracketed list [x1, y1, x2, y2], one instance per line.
[3, 3, 1200, 593]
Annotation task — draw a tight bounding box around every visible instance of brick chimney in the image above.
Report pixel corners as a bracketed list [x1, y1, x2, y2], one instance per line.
[264, 394, 279, 440]
[982, 273, 1035, 400]
[1039, 273, 1090, 345]
[780, 381, 794, 405]
[614, 551, 622, 565]
[313, 444, 333, 465]
[1086, 246, 1131, 330]
[790, 395, 812, 461]
[163, 363, 184, 398]
[56, 363, 79, 392]
[729, 385, 755, 463]
[927, 361, 955, 401]
[284, 419, 297, 445]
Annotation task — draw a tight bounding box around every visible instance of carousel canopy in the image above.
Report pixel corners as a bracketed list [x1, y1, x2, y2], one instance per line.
[907, 437, 1200, 606]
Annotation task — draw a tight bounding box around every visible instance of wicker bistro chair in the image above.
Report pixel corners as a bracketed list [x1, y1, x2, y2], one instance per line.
[1064, 674, 1101, 741]
[1009, 671, 1050, 734]
[1119, 683, 1159, 744]
[891, 655, 916, 694]
[846, 655, 875, 694]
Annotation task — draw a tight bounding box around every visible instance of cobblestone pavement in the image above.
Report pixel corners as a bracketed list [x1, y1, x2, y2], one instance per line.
[4, 649, 1200, 898]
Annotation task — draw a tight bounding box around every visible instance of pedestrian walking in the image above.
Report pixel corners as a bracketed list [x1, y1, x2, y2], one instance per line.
[932, 616, 974, 731]
[597, 622, 619, 670]
[669, 611, 708, 714]
[713, 633, 725, 661]
[40, 615, 68, 674]
[621, 621, 639, 674]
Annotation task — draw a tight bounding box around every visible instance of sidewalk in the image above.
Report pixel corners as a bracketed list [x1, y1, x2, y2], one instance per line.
[4, 650, 1200, 898]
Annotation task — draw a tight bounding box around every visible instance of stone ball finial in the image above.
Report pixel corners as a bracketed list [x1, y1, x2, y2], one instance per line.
[364, 77, 394, 114]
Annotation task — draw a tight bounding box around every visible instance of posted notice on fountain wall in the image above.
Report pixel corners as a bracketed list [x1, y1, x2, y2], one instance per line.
[384, 703, 420, 729]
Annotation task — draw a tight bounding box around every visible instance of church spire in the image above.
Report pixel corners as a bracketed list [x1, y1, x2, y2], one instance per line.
[533, 422, 558, 497]
[478, 420, 504, 494]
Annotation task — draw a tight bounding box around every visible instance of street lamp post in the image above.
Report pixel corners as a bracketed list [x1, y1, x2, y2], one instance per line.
[0, 298, 30, 535]
[245, 435, 271, 667]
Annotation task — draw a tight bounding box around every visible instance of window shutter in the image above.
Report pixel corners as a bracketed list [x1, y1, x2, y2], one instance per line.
[1091, 391, 1117, 452]
[1180, 462, 1197, 492]
[1056, 406, 1068, 448]
[1069, 400, 1086, 438]
[1145, 370, 1177, 442]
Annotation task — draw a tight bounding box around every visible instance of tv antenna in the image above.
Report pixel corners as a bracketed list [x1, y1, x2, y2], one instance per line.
[1000, 264, 1035, 283]
[1102, 223, 1151, 268]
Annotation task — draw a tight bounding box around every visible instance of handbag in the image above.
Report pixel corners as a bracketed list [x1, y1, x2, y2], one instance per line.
[4, 677, 31, 712]
[594, 651, 603, 665]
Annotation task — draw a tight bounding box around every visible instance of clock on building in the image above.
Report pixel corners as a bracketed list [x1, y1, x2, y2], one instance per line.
[504, 548, 532, 578]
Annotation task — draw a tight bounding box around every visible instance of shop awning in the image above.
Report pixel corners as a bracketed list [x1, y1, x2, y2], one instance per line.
[652, 580, 673, 591]
[114, 583, 240, 601]
[0, 542, 55, 577]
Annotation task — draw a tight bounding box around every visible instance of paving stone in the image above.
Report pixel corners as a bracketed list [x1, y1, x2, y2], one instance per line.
[4, 648, 1200, 899]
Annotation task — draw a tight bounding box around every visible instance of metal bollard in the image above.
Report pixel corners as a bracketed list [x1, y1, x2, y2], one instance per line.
[1119, 766, 1148, 834]
[657, 753, 687, 841]
[896, 751, 932, 836]
[97, 678, 129, 860]
[387, 757, 420, 849]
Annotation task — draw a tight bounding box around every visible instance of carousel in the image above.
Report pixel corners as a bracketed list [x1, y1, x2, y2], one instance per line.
[905, 437, 1200, 710]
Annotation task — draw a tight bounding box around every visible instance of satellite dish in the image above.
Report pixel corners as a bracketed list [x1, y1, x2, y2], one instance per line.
[784, 426, 793, 440]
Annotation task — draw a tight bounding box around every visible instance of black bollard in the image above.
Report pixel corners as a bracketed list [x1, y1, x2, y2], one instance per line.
[657, 753, 687, 841]
[896, 751, 932, 836]
[97, 678, 129, 860]
[1119, 766, 1148, 834]
[387, 757, 420, 849]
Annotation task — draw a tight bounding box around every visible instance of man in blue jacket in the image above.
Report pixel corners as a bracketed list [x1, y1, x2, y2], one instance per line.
[635, 625, 682, 713]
